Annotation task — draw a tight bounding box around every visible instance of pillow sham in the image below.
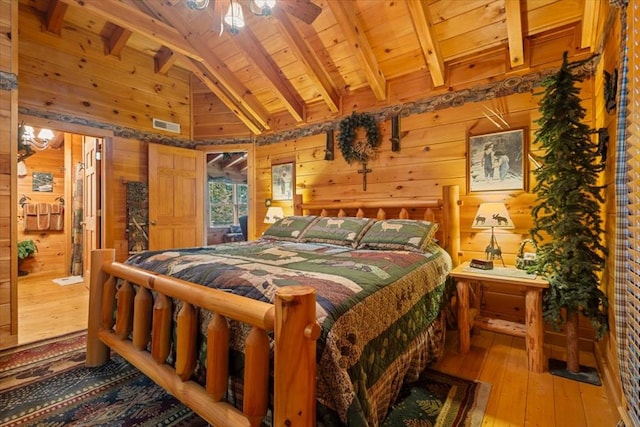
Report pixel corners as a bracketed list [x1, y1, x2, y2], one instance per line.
[299, 217, 375, 247]
[357, 219, 439, 252]
[261, 215, 319, 242]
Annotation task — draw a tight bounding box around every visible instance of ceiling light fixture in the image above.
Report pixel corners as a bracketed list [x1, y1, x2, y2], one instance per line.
[186, 0, 209, 10]
[252, 0, 276, 16]
[224, 0, 245, 34]
[188, 0, 277, 34]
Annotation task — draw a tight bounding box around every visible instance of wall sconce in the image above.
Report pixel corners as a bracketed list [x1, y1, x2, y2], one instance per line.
[21, 124, 54, 150]
[18, 122, 55, 162]
[324, 129, 334, 161]
[390, 115, 400, 152]
[264, 206, 285, 224]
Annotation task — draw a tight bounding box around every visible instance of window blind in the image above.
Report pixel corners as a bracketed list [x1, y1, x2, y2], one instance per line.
[627, 1, 639, 421]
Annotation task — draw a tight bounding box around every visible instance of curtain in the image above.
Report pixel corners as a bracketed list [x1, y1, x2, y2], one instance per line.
[611, 0, 638, 426]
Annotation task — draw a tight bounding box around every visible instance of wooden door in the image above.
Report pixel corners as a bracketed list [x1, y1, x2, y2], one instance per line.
[148, 143, 204, 250]
[82, 137, 101, 279]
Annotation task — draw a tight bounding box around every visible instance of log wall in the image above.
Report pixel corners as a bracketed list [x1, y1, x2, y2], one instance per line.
[0, 0, 18, 348]
[16, 146, 67, 277]
[254, 84, 598, 347]
[17, 3, 193, 139]
[4, 0, 611, 354]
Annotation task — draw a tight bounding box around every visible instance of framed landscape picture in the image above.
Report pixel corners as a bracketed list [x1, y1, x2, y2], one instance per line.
[271, 162, 294, 201]
[467, 128, 527, 192]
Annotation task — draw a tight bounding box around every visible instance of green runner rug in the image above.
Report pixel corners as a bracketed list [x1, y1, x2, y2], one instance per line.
[0, 332, 490, 426]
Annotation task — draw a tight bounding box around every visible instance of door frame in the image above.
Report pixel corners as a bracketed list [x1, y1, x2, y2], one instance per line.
[197, 143, 255, 240]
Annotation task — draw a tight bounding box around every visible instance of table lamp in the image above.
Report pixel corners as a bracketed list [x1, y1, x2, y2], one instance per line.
[264, 206, 285, 224]
[472, 202, 514, 267]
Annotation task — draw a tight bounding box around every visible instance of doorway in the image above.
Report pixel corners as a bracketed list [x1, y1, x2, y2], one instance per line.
[205, 150, 249, 245]
[16, 129, 102, 345]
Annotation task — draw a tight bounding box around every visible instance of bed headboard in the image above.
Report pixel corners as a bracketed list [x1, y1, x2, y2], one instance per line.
[293, 185, 461, 266]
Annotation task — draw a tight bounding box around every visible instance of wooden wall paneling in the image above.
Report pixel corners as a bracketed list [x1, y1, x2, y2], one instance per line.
[103, 137, 148, 263]
[0, 0, 18, 348]
[16, 146, 67, 277]
[18, 7, 192, 138]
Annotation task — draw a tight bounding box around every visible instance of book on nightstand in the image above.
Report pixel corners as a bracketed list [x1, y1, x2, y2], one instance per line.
[469, 258, 494, 270]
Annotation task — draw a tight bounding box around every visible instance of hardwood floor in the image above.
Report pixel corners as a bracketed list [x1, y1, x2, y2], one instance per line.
[434, 329, 618, 427]
[17, 271, 89, 345]
[15, 276, 618, 426]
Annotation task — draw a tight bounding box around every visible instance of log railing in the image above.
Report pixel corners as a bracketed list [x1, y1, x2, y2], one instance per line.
[86, 249, 319, 427]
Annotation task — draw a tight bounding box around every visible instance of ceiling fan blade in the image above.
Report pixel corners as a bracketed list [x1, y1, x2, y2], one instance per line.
[279, 0, 321, 24]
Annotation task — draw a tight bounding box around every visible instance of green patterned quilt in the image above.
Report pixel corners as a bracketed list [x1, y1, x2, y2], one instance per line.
[126, 239, 452, 426]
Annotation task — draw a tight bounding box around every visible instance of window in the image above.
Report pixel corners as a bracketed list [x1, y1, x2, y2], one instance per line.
[209, 180, 248, 227]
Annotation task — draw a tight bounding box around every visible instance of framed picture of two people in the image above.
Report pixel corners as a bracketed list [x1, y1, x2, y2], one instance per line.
[467, 128, 527, 193]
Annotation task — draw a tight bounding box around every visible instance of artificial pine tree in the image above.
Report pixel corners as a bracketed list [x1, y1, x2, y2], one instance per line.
[530, 52, 609, 376]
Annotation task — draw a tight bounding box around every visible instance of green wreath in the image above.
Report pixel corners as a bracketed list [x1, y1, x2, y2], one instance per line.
[337, 112, 381, 164]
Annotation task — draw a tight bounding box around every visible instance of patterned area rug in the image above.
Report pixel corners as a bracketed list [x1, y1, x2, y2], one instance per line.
[0, 332, 490, 426]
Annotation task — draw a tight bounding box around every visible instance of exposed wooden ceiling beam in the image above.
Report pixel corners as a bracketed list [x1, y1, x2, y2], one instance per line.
[504, 0, 524, 68]
[45, 0, 68, 35]
[58, 0, 204, 62]
[225, 153, 247, 168]
[581, 0, 599, 50]
[141, 0, 270, 134]
[272, 7, 340, 113]
[232, 27, 306, 123]
[406, 0, 445, 88]
[183, 57, 265, 134]
[327, 0, 387, 101]
[106, 26, 133, 58]
[208, 153, 224, 165]
[154, 46, 177, 74]
[61, 0, 269, 132]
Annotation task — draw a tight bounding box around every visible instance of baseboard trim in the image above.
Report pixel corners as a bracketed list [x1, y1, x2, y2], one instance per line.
[594, 341, 633, 426]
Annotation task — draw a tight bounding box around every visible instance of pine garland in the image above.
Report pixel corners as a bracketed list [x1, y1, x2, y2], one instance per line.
[337, 112, 381, 164]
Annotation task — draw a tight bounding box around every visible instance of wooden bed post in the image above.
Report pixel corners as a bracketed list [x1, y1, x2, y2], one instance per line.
[273, 286, 320, 426]
[443, 185, 461, 266]
[86, 249, 114, 367]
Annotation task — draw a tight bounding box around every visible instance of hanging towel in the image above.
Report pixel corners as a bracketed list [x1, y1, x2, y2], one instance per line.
[24, 203, 38, 231]
[37, 203, 51, 231]
[50, 204, 64, 231]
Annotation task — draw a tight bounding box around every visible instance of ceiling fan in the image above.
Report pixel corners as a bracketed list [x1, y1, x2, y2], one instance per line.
[188, 0, 322, 35]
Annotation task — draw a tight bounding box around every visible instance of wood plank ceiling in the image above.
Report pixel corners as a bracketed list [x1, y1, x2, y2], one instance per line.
[22, 0, 598, 137]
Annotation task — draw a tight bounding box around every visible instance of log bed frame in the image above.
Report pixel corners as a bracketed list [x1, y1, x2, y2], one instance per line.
[86, 185, 461, 427]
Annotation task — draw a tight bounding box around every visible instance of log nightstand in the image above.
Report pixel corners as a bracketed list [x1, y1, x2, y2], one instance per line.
[449, 262, 549, 373]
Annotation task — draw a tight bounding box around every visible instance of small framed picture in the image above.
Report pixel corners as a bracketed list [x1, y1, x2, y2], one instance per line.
[467, 128, 527, 192]
[32, 172, 54, 192]
[271, 162, 294, 201]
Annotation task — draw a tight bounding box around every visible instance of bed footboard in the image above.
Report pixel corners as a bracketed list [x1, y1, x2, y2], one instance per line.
[86, 249, 319, 427]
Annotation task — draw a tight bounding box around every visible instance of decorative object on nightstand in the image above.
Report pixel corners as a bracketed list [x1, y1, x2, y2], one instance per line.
[472, 202, 514, 267]
[515, 239, 537, 270]
[263, 206, 285, 224]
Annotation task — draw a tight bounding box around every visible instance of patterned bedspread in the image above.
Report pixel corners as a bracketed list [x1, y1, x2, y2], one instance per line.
[126, 239, 453, 426]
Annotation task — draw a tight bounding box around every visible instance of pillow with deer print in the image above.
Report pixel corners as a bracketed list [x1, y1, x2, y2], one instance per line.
[357, 219, 439, 252]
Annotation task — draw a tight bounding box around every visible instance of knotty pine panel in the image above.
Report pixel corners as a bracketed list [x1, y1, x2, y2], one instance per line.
[2, 0, 18, 346]
[17, 147, 67, 276]
[17, 21, 191, 106]
[104, 137, 147, 263]
[18, 8, 191, 137]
